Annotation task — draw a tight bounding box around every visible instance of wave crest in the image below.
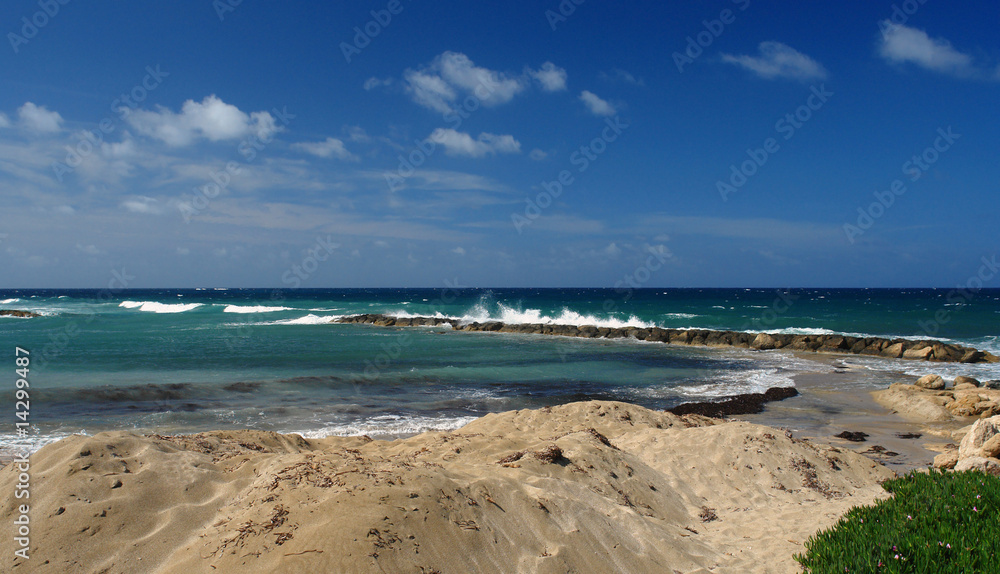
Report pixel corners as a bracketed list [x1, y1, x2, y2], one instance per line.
[119, 301, 203, 313]
[222, 305, 294, 313]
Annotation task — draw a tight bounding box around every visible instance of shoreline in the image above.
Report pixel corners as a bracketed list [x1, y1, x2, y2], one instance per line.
[334, 313, 1000, 364]
[2, 399, 899, 573]
[3, 370, 988, 570]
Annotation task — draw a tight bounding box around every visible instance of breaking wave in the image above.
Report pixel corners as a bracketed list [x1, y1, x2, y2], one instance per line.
[119, 301, 203, 313]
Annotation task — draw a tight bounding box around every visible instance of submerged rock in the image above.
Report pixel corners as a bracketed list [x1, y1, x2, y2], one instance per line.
[0, 309, 40, 318]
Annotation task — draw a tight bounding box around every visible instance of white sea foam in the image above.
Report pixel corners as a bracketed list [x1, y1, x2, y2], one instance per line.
[295, 414, 479, 438]
[663, 313, 699, 319]
[1, 298, 19, 304]
[222, 305, 295, 313]
[761, 327, 840, 336]
[273, 314, 342, 325]
[387, 303, 656, 329]
[854, 355, 1000, 384]
[119, 301, 203, 313]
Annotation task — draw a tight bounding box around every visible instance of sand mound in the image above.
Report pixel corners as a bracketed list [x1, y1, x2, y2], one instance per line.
[1, 401, 894, 573]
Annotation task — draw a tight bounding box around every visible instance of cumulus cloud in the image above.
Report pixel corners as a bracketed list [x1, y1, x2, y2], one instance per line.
[403, 52, 528, 114]
[528, 62, 568, 91]
[579, 90, 616, 116]
[721, 41, 827, 81]
[126, 95, 280, 146]
[18, 102, 63, 133]
[427, 128, 521, 158]
[292, 137, 358, 161]
[0, 113, 10, 128]
[878, 22, 975, 77]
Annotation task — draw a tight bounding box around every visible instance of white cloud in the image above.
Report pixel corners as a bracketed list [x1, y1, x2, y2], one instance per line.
[121, 196, 162, 214]
[403, 52, 526, 114]
[363, 77, 393, 90]
[385, 169, 507, 192]
[126, 95, 280, 146]
[404, 69, 458, 114]
[878, 22, 974, 77]
[452, 246, 466, 255]
[529, 149, 548, 161]
[0, 113, 10, 128]
[579, 90, 616, 116]
[292, 137, 358, 161]
[176, 247, 190, 256]
[18, 102, 63, 133]
[346, 126, 370, 143]
[528, 62, 567, 91]
[721, 41, 828, 81]
[427, 128, 521, 158]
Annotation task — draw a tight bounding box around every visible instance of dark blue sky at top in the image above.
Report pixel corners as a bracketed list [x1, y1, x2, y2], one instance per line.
[0, 0, 997, 288]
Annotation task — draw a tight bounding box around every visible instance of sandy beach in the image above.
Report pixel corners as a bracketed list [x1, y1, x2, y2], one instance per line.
[2, 389, 912, 574]
[5, 346, 998, 573]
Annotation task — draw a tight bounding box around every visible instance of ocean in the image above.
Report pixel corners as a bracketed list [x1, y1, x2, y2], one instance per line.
[2, 288, 999, 451]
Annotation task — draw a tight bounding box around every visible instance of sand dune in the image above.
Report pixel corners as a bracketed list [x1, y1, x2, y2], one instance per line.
[2, 401, 894, 573]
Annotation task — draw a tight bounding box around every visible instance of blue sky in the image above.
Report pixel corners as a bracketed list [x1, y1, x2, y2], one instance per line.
[1, 0, 997, 288]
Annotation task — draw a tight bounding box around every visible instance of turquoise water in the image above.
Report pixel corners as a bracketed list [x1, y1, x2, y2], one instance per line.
[2, 288, 998, 450]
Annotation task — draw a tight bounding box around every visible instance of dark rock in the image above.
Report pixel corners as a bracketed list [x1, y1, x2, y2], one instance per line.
[646, 328, 669, 343]
[849, 339, 870, 354]
[834, 431, 869, 442]
[960, 349, 985, 363]
[666, 386, 798, 418]
[0, 309, 41, 318]
[669, 330, 691, 345]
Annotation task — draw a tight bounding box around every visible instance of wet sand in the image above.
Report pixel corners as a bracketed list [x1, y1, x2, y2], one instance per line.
[738, 367, 967, 472]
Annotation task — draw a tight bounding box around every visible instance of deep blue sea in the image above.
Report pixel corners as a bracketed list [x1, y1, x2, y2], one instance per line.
[2, 288, 999, 451]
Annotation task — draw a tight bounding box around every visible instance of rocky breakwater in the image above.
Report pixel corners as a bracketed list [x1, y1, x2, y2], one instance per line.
[334, 313, 999, 364]
[0, 309, 40, 318]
